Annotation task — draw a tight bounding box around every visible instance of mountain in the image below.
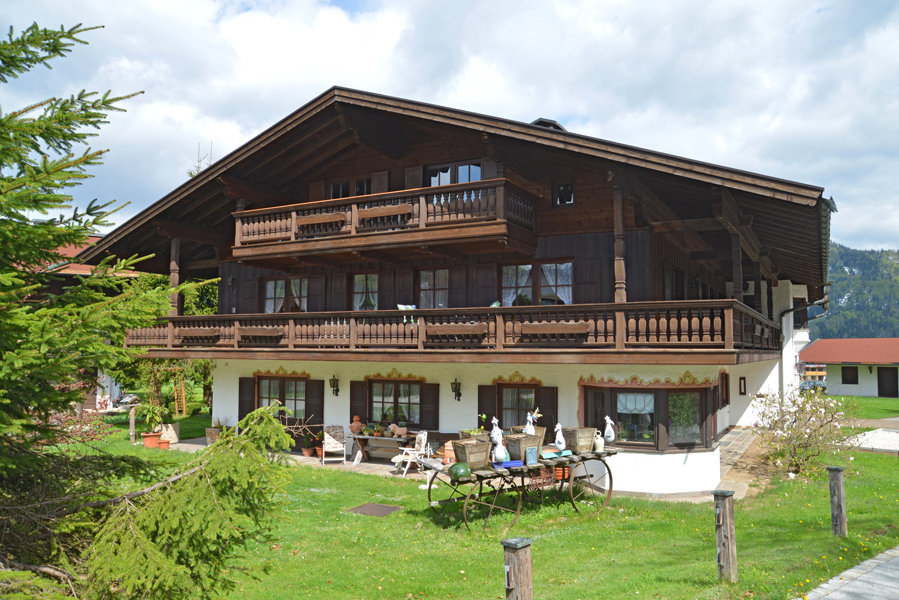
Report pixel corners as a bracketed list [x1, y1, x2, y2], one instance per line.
[808, 243, 899, 340]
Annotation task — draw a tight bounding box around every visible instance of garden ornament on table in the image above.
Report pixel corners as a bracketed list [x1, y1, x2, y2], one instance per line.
[490, 417, 507, 462]
[523, 408, 541, 436]
[603, 415, 616, 444]
[349, 415, 364, 435]
[388, 423, 408, 438]
[593, 429, 605, 452]
[553, 423, 566, 452]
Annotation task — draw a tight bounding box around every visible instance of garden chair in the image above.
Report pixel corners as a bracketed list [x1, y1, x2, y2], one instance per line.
[391, 430, 428, 477]
[322, 425, 346, 465]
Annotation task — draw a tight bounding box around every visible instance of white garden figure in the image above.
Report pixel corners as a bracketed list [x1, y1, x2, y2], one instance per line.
[603, 415, 616, 444]
[523, 411, 536, 436]
[553, 423, 566, 452]
[491, 416, 508, 462]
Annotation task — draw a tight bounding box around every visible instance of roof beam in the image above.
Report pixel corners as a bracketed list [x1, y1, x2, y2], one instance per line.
[218, 176, 294, 209]
[650, 218, 723, 233]
[290, 255, 343, 269]
[690, 250, 733, 261]
[712, 187, 776, 280]
[153, 219, 230, 252]
[351, 250, 402, 266]
[420, 245, 464, 261]
[336, 104, 404, 160]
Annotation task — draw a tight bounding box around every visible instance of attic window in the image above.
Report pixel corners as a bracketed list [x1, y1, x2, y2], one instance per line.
[553, 180, 575, 207]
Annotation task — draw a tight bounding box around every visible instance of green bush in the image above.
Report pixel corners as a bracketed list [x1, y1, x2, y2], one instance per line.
[185, 402, 204, 417]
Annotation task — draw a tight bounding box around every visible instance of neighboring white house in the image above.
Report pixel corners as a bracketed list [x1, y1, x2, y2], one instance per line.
[800, 338, 899, 398]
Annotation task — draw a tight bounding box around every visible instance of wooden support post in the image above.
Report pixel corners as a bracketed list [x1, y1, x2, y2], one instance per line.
[169, 237, 181, 317]
[615, 310, 626, 350]
[713, 490, 738, 583]
[167, 321, 175, 349]
[419, 195, 427, 228]
[767, 278, 774, 321]
[351, 203, 358, 235]
[129, 406, 136, 444]
[827, 466, 848, 537]
[496, 314, 504, 350]
[753, 263, 762, 314]
[349, 317, 357, 351]
[613, 187, 627, 303]
[501, 537, 533, 600]
[417, 316, 425, 351]
[731, 234, 742, 304]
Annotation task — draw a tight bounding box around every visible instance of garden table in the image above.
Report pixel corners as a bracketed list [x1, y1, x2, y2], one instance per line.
[351, 434, 413, 461]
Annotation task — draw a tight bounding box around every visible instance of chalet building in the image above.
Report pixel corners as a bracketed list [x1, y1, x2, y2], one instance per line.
[81, 88, 833, 495]
[800, 338, 899, 398]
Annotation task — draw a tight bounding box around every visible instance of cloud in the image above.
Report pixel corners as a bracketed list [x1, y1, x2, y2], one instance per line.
[10, 0, 899, 249]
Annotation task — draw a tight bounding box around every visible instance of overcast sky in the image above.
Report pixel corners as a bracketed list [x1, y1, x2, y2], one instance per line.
[9, 1, 899, 250]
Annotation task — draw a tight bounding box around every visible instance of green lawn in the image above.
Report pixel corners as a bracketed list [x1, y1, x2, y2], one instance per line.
[834, 395, 899, 420]
[103, 412, 211, 441]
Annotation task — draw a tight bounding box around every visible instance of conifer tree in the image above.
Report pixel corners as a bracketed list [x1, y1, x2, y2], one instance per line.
[0, 23, 293, 598]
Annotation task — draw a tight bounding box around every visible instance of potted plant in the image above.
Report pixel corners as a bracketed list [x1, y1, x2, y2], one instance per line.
[314, 430, 324, 458]
[205, 417, 228, 446]
[300, 431, 316, 457]
[373, 424, 384, 437]
[460, 413, 490, 442]
[139, 404, 169, 448]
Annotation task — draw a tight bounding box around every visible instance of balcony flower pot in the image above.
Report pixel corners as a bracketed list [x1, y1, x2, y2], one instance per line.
[158, 439, 170, 450]
[142, 432, 162, 448]
[160, 423, 180, 444]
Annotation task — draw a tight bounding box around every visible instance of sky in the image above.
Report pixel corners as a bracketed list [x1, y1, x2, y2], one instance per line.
[8, 0, 899, 250]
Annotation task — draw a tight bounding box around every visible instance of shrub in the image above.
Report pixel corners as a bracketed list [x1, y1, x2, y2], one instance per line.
[186, 402, 204, 417]
[751, 388, 856, 474]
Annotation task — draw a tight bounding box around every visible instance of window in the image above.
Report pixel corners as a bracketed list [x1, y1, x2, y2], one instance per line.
[842, 366, 859, 385]
[426, 160, 482, 187]
[329, 176, 372, 199]
[501, 262, 573, 307]
[615, 391, 656, 445]
[668, 392, 702, 446]
[793, 298, 809, 329]
[501, 386, 536, 428]
[370, 381, 421, 425]
[419, 268, 449, 309]
[352, 273, 378, 311]
[263, 277, 309, 313]
[258, 377, 306, 420]
[664, 262, 686, 301]
[553, 180, 575, 207]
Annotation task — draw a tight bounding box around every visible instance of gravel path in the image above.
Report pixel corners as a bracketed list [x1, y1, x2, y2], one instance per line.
[846, 428, 899, 452]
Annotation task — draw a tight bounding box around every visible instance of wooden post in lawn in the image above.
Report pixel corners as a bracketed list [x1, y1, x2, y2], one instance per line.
[827, 466, 848, 537]
[501, 537, 533, 600]
[712, 490, 738, 583]
[129, 406, 136, 444]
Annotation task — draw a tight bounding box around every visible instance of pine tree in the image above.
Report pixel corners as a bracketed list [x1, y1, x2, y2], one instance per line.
[0, 24, 293, 598]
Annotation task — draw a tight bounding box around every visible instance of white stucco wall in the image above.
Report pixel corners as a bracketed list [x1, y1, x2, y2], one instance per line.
[603, 447, 722, 495]
[825, 364, 879, 397]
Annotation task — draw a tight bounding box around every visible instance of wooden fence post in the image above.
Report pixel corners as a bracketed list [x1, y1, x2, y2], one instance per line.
[712, 490, 738, 583]
[129, 406, 136, 444]
[827, 466, 848, 537]
[500, 537, 533, 600]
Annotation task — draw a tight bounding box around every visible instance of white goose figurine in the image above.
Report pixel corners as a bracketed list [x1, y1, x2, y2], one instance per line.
[523, 411, 536, 436]
[553, 423, 566, 452]
[491, 417, 508, 463]
[603, 415, 616, 444]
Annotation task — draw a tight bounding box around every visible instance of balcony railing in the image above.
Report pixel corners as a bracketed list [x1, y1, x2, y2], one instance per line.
[232, 178, 536, 247]
[126, 300, 781, 353]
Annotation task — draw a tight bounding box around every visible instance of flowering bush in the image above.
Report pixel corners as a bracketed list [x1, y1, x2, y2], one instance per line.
[751, 388, 856, 474]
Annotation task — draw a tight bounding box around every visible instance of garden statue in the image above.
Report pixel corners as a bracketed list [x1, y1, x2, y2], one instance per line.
[490, 416, 507, 462]
[349, 415, 364, 435]
[388, 423, 408, 438]
[603, 415, 616, 444]
[523, 410, 538, 435]
[593, 429, 605, 452]
[553, 423, 566, 452]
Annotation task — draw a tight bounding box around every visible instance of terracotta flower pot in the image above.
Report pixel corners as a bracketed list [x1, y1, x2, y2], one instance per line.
[158, 440, 170, 450]
[301, 447, 315, 457]
[315, 446, 323, 458]
[142, 432, 162, 448]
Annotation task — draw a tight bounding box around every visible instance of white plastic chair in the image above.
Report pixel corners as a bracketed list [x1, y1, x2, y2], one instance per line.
[322, 425, 346, 465]
[391, 430, 428, 477]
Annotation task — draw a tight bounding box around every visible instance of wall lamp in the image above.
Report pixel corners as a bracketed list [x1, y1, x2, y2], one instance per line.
[451, 378, 462, 402]
[329, 375, 339, 396]
[868, 365, 873, 374]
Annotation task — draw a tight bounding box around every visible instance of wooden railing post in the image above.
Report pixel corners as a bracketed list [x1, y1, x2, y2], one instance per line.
[417, 316, 425, 350]
[290, 211, 297, 241]
[288, 317, 295, 349]
[234, 217, 243, 246]
[496, 314, 504, 350]
[233, 321, 240, 349]
[501, 537, 533, 600]
[724, 308, 734, 349]
[615, 310, 625, 350]
[129, 406, 136, 444]
[350, 204, 358, 235]
[713, 490, 738, 583]
[419, 195, 427, 228]
[167, 321, 174, 349]
[495, 185, 505, 221]
[349, 317, 357, 351]
[827, 467, 848, 537]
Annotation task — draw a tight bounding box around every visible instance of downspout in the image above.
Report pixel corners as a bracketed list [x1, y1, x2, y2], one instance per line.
[778, 294, 830, 394]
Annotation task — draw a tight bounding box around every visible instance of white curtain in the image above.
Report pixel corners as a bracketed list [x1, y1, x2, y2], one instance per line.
[353, 275, 378, 310]
[541, 263, 573, 305]
[617, 392, 654, 415]
[502, 265, 531, 307]
[291, 279, 308, 312]
[265, 280, 285, 313]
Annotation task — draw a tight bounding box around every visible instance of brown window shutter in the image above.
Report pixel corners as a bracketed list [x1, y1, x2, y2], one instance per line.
[307, 275, 326, 312]
[371, 170, 389, 193]
[420, 383, 440, 430]
[379, 270, 394, 310]
[350, 380, 368, 423]
[238, 377, 256, 421]
[477, 385, 498, 428]
[448, 266, 466, 308]
[305, 380, 324, 425]
[482, 159, 497, 179]
[535, 386, 558, 444]
[396, 268, 414, 306]
[405, 166, 422, 190]
[309, 180, 324, 201]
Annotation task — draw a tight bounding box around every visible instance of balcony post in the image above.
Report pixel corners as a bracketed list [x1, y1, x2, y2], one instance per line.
[731, 233, 743, 304]
[288, 317, 295, 349]
[724, 308, 734, 349]
[290, 211, 297, 241]
[496, 314, 504, 350]
[233, 321, 240, 349]
[767, 278, 774, 321]
[418, 316, 425, 350]
[351, 204, 358, 235]
[613, 187, 627, 303]
[419, 195, 427, 228]
[496, 185, 505, 221]
[167, 321, 174, 349]
[349, 317, 357, 350]
[615, 310, 626, 350]
[169, 237, 181, 317]
[753, 262, 762, 314]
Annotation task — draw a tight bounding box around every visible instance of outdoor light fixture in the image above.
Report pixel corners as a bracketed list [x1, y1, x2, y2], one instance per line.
[329, 375, 339, 396]
[451, 378, 461, 402]
[869, 365, 873, 374]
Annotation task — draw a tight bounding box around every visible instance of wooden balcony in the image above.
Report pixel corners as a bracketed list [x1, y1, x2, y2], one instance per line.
[127, 300, 782, 364]
[231, 178, 538, 261]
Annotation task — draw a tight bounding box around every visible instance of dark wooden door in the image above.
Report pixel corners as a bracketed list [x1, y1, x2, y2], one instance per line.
[238, 377, 256, 421]
[877, 367, 898, 398]
[420, 383, 440, 430]
[350, 380, 368, 423]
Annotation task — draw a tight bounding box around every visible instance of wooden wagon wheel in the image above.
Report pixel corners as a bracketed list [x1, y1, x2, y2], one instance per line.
[567, 458, 613, 513]
[463, 477, 521, 530]
[427, 470, 469, 515]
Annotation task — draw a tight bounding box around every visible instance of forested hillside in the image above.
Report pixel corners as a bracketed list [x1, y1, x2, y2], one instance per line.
[809, 243, 899, 340]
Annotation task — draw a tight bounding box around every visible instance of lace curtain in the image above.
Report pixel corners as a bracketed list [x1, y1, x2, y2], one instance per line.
[264, 280, 285, 314]
[501, 265, 532, 306]
[541, 263, 572, 305]
[353, 275, 378, 310]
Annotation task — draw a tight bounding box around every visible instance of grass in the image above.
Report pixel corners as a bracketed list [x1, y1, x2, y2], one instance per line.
[102, 412, 211, 441]
[207, 452, 898, 600]
[833, 395, 899, 421]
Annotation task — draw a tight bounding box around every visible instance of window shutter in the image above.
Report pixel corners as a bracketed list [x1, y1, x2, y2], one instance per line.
[371, 170, 389, 193]
[473, 264, 497, 307]
[535, 386, 558, 444]
[238, 377, 256, 421]
[309, 181, 324, 201]
[305, 380, 324, 425]
[350, 380, 368, 423]
[331, 272, 347, 311]
[379, 270, 394, 310]
[307, 275, 326, 312]
[405, 166, 422, 190]
[396, 269, 414, 306]
[448, 266, 466, 308]
[420, 383, 440, 430]
[478, 385, 498, 428]
[482, 159, 497, 179]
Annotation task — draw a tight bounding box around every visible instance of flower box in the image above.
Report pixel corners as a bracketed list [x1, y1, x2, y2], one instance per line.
[459, 430, 490, 443]
[561, 427, 597, 454]
[510, 425, 547, 445]
[452, 439, 491, 470]
[504, 433, 542, 465]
